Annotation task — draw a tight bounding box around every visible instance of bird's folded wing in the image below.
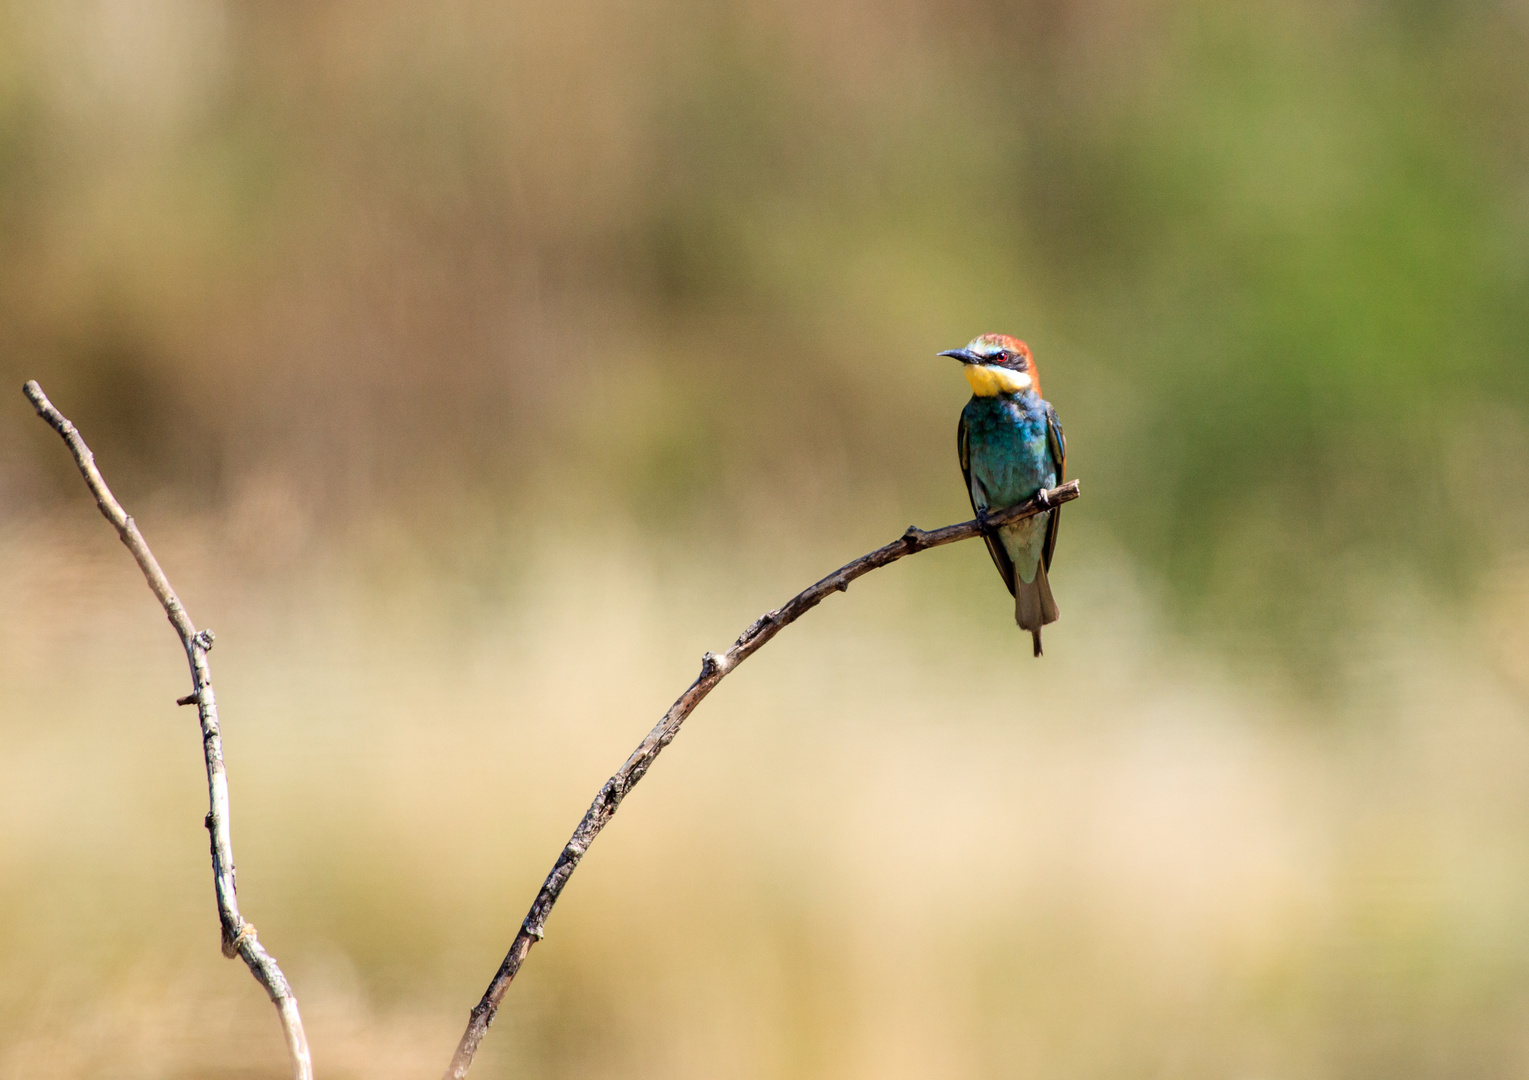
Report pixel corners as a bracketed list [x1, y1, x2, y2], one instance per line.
[1042, 401, 1065, 572]
[959, 410, 1017, 596]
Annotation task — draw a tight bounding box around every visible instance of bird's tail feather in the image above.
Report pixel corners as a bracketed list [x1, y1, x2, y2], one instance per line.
[1015, 561, 1060, 658]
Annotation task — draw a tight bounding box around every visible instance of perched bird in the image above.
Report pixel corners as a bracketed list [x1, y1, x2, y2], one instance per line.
[940, 334, 1065, 656]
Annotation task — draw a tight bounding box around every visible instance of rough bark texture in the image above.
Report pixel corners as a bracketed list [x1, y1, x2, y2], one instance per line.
[23, 381, 313, 1080]
[442, 479, 1081, 1079]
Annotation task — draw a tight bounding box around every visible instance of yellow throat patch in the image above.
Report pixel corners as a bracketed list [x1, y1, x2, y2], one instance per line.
[963, 364, 1033, 397]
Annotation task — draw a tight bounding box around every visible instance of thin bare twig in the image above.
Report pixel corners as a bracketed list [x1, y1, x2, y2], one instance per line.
[443, 478, 1082, 1079]
[23, 381, 313, 1080]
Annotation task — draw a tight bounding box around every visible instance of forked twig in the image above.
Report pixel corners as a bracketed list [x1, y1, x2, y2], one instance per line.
[443, 477, 1082, 1078]
[22, 381, 313, 1080]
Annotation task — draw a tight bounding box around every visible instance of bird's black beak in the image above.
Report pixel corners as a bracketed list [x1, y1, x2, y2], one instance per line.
[939, 348, 981, 365]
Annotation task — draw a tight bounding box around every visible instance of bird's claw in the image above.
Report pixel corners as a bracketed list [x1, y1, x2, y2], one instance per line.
[1035, 487, 1051, 509]
[976, 507, 997, 540]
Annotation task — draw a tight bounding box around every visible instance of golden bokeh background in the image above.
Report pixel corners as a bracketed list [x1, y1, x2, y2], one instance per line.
[5, 2, 1529, 1077]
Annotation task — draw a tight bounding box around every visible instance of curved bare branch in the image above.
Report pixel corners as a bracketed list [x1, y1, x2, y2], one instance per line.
[443, 478, 1081, 1078]
[23, 381, 313, 1080]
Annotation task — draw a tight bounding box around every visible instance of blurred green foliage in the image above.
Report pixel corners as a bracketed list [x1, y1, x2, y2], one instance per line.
[7, 6, 1529, 1074]
[2, 0, 1526, 667]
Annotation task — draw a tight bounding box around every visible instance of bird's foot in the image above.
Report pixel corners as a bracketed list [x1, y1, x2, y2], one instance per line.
[1035, 486, 1051, 509]
[976, 507, 999, 541]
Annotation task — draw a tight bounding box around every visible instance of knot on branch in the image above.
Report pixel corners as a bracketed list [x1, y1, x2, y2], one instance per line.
[193, 628, 216, 652]
[177, 692, 200, 707]
[222, 921, 256, 959]
[901, 525, 926, 550]
[699, 651, 726, 678]
[522, 919, 546, 941]
[736, 610, 779, 647]
[600, 775, 627, 806]
[832, 577, 849, 593]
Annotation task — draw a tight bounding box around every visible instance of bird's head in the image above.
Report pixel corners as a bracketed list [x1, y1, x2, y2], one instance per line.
[939, 334, 1040, 398]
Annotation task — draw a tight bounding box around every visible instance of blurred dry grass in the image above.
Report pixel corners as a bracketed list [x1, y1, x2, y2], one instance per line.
[5, 0, 1529, 1076]
[6, 509, 1529, 1078]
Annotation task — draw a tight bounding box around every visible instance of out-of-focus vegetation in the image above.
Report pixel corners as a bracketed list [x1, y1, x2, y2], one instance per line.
[5, 1, 1529, 1077]
[2, 0, 1526, 653]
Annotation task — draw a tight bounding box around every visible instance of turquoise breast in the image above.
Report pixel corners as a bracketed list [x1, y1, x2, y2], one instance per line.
[962, 394, 1055, 506]
[962, 392, 1057, 583]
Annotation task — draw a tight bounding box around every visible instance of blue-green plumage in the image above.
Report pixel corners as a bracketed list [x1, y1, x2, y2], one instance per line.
[943, 334, 1065, 656]
[961, 392, 1059, 569]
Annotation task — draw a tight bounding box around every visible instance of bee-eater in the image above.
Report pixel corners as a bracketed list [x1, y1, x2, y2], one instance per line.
[940, 334, 1066, 656]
